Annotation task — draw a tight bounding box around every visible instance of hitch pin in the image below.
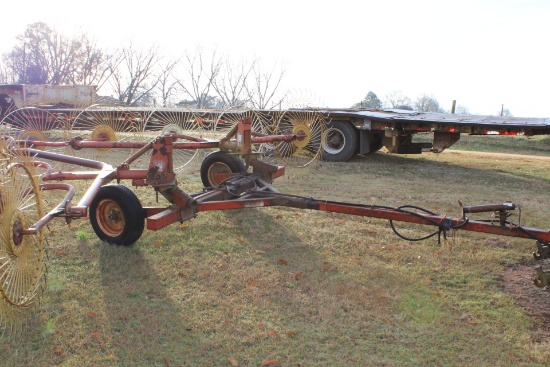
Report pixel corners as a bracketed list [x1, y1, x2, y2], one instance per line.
[460, 202, 517, 227]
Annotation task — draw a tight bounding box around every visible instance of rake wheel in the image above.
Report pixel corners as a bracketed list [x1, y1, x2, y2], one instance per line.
[0, 125, 16, 162]
[202, 109, 275, 159]
[265, 110, 326, 169]
[71, 106, 145, 166]
[0, 108, 72, 169]
[141, 108, 204, 173]
[0, 160, 46, 337]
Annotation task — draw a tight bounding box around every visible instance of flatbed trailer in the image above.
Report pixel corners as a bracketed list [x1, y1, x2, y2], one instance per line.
[2, 82, 550, 163]
[38, 106, 550, 162]
[307, 108, 550, 161]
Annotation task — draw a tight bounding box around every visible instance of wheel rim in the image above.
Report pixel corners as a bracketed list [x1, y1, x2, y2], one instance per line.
[95, 199, 125, 237]
[292, 123, 311, 148]
[323, 127, 345, 154]
[91, 124, 117, 152]
[207, 162, 232, 186]
[18, 129, 47, 150]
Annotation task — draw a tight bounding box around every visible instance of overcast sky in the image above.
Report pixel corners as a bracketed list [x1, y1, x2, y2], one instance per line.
[2, 0, 549, 117]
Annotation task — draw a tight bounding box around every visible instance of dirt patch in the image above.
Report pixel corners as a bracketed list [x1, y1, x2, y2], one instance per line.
[502, 260, 550, 342]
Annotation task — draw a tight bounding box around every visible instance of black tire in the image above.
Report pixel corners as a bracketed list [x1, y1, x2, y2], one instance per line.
[322, 120, 358, 162]
[90, 185, 144, 246]
[200, 151, 245, 188]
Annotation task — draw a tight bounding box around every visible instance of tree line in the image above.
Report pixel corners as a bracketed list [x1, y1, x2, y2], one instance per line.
[353, 90, 462, 113]
[0, 23, 513, 116]
[0, 22, 286, 109]
[353, 91, 513, 117]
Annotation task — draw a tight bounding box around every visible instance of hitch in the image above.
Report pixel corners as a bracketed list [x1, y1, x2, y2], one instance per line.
[461, 202, 516, 226]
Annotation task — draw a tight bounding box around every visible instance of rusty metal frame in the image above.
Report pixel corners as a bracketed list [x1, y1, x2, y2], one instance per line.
[4, 116, 550, 286]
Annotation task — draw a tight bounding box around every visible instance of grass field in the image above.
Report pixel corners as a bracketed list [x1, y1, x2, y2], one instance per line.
[4, 135, 550, 366]
[419, 133, 550, 156]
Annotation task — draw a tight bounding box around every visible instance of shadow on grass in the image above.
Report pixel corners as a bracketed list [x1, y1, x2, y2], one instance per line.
[356, 151, 550, 183]
[214, 208, 416, 366]
[212, 203, 546, 366]
[92, 149, 550, 366]
[98, 243, 195, 366]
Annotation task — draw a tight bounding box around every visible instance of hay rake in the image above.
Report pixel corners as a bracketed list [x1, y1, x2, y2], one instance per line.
[1, 111, 550, 338]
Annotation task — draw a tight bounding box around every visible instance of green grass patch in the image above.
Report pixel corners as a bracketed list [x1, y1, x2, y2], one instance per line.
[414, 133, 550, 156]
[4, 148, 550, 366]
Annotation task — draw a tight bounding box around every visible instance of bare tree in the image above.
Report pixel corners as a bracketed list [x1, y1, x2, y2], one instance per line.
[414, 94, 444, 112]
[454, 105, 470, 115]
[176, 47, 222, 108]
[385, 90, 413, 110]
[0, 62, 10, 83]
[500, 107, 513, 117]
[245, 60, 286, 109]
[75, 37, 117, 90]
[212, 57, 255, 108]
[108, 44, 161, 106]
[44, 29, 77, 84]
[2, 22, 110, 87]
[3, 22, 50, 84]
[155, 58, 180, 107]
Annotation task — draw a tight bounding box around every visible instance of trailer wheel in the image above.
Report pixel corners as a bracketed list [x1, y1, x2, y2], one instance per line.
[322, 121, 358, 161]
[90, 185, 144, 246]
[200, 151, 245, 188]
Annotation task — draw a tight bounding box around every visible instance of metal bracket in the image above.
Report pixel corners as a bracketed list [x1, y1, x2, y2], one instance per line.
[437, 217, 453, 244]
[533, 241, 550, 260]
[534, 265, 550, 288]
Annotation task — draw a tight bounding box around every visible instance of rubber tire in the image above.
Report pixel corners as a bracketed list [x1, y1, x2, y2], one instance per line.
[90, 185, 145, 246]
[200, 151, 246, 188]
[322, 120, 358, 162]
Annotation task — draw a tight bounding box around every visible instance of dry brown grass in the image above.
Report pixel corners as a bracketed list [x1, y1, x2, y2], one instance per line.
[3, 136, 550, 366]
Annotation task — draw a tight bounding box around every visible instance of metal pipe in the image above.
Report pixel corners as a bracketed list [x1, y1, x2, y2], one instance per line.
[196, 194, 550, 243]
[221, 123, 239, 142]
[172, 141, 220, 149]
[76, 167, 115, 212]
[77, 141, 149, 149]
[43, 171, 101, 181]
[251, 134, 295, 144]
[172, 134, 209, 142]
[462, 203, 516, 214]
[15, 140, 71, 148]
[122, 140, 154, 166]
[24, 148, 107, 170]
[23, 183, 76, 234]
